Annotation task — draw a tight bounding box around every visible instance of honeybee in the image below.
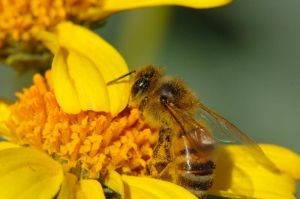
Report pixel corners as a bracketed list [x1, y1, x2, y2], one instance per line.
[107, 65, 277, 198]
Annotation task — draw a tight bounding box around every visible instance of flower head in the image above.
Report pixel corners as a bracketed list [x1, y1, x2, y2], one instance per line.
[0, 0, 231, 70]
[6, 71, 157, 178]
[0, 21, 299, 199]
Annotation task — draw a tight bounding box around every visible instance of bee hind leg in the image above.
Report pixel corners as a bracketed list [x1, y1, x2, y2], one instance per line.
[148, 127, 176, 182]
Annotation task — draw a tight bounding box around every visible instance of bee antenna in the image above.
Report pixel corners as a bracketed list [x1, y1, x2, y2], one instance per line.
[106, 70, 136, 85]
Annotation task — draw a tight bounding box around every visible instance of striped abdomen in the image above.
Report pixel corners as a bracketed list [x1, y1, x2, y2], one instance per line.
[173, 134, 215, 198]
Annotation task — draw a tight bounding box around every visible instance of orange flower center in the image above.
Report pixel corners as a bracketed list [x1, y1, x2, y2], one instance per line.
[0, 0, 106, 47]
[6, 71, 158, 178]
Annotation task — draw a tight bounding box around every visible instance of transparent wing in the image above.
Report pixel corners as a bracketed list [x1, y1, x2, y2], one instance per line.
[164, 102, 216, 152]
[197, 102, 279, 172]
[164, 100, 278, 172]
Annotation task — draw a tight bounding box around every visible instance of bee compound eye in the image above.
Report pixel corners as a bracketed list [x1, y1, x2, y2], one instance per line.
[131, 78, 150, 96]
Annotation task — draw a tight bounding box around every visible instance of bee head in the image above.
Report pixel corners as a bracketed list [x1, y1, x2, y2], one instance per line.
[131, 65, 162, 98]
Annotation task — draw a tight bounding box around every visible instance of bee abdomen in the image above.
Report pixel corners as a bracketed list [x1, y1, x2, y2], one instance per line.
[178, 160, 216, 172]
[173, 130, 215, 198]
[178, 173, 213, 190]
[178, 145, 215, 156]
[177, 160, 215, 198]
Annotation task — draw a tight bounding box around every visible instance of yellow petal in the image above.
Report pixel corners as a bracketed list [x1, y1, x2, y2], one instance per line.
[58, 173, 105, 199]
[0, 100, 11, 138]
[44, 22, 130, 115]
[102, 0, 231, 13]
[0, 100, 10, 121]
[34, 31, 59, 54]
[210, 145, 298, 199]
[51, 48, 81, 114]
[0, 141, 19, 151]
[104, 170, 125, 198]
[77, 179, 105, 199]
[55, 22, 130, 115]
[125, 185, 158, 199]
[260, 144, 300, 179]
[122, 175, 197, 199]
[67, 0, 232, 21]
[0, 147, 63, 199]
[57, 172, 77, 199]
[66, 48, 110, 112]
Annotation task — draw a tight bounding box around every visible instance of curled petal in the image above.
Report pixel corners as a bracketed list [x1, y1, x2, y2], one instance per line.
[259, 144, 300, 180]
[102, 0, 231, 14]
[0, 147, 63, 199]
[210, 144, 299, 199]
[55, 22, 130, 115]
[39, 22, 130, 115]
[122, 175, 197, 199]
[51, 48, 81, 114]
[34, 31, 59, 54]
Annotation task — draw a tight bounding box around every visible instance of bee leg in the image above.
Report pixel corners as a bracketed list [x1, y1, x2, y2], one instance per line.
[138, 96, 148, 112]
[149, 127, 174, 180]
[156, 161, 177, 182]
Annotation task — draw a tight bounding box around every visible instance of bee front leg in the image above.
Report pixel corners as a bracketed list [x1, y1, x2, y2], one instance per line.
[138, 96, 148, 112]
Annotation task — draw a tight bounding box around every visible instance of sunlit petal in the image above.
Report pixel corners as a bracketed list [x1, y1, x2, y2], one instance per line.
[210, 144, 299, 199]
[34, 31, 59, 54]
[102, 0, 231, 13]
[0, 147, 63, 199]
[55, 22, 130, 115]
[77, 179, 105, 199]
[39, 22, 130, 115]
[51, 48, 81, 114]
[66, 48, 110, 112]
[122, 175, 197, 199]
[260, 144, 300, 179]
[57, 173, 105, 199]
[0, 141, 19, 151]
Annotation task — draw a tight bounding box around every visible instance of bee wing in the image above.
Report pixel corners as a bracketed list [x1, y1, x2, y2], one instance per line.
[197, 102, 279, 172]
[164, 102, 216, 151]
[164, 99, 278, 171]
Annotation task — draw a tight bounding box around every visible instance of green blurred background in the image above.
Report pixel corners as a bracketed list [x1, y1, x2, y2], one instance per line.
[0, 0, 299, 197]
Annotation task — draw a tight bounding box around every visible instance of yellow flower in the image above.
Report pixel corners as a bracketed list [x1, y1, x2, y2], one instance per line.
[0, 73, 197, 198]
[0, 0, 230, 70]
[4, 70, 156, 178]
[0, 34, 195, 196]
[0, 19, 299, 199]
[0, 118, 299, 199]
[0, 141, 198, 199]
[0, 0, 230, 44]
